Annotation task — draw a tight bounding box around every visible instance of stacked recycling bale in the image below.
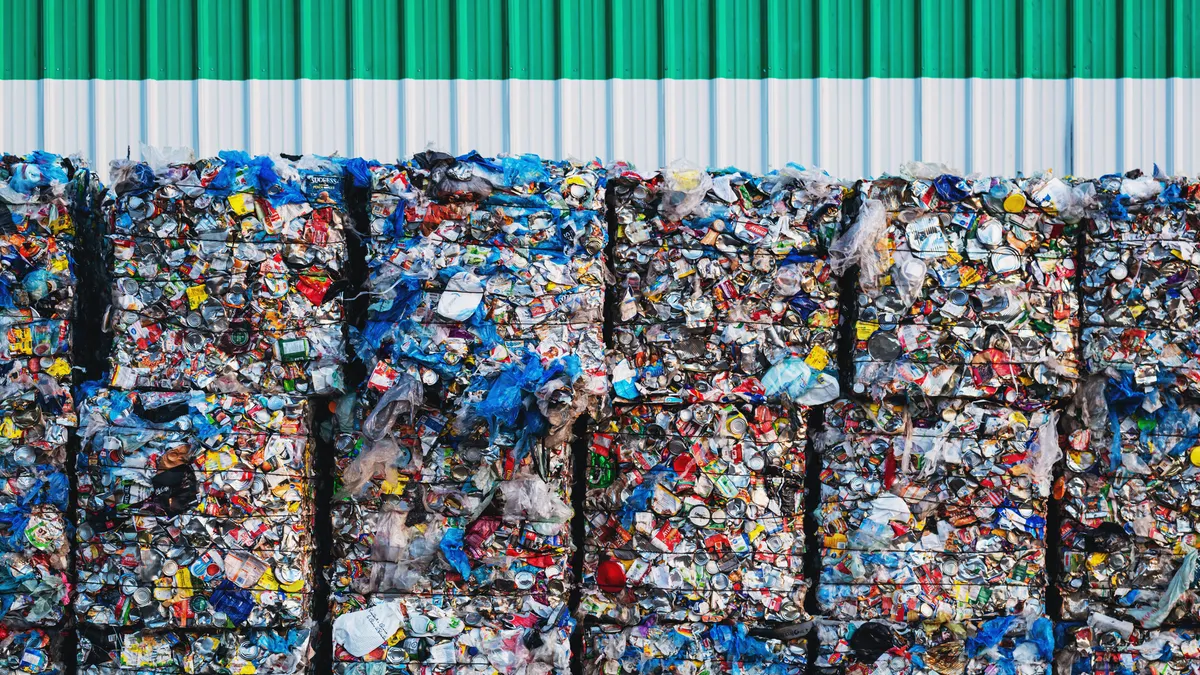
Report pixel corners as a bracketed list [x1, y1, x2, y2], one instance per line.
[0, 152, 98, 675]
[581, 163, 847, 674]
[816, 169, 1084, 675]
[328, 153, 607, 673]
[1061, 174, 1200, 666]
[76, 153, 347, 675]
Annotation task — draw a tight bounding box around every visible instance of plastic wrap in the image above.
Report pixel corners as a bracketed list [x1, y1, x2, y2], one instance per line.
[609, 164, 844, 405]
[585, 618, 807, 675]
[1081, 175, 1200, 394]
[101, 153, 348, 394]
[817, 398, 1054, 622]
[581, 402, 807, 623]
[852, 173, 1082, 404]
[1060, 374, 1200, 626]
[75, 388, 314, 629]
[331, 153, 608, 672]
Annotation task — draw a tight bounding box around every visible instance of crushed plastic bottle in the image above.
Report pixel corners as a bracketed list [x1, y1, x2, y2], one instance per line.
[75, 387, 315, 629]
[609, 163, 845, 405]
[101, 153, 349, 395]
[78, 623, 314, 675]
[1081, 173, 1200, 394]
[585, 618, 807, 675]
[851, 172, 1084, 404]
[580, 402, 808, 624]
[816, 398, 1057, 622]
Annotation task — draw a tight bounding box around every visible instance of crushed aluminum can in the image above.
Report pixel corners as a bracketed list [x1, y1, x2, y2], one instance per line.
[75, 388, 314, 629]
[585, 618, 807, 675]
[609, 162, 845, 406]
[102, 153, 349, 395]
[851, 172, 1083, 404]
[816, 398, 1056, 623]
[581, 402, 808, 624]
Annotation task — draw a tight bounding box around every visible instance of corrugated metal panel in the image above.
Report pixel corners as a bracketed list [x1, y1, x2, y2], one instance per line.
[1, 0, 1196, 178]
[6, 0, 1200, 79]
[3, 76, 1195, 178]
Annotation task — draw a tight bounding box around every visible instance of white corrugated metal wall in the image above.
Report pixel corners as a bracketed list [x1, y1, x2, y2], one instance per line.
[0, 78, 1195, 178]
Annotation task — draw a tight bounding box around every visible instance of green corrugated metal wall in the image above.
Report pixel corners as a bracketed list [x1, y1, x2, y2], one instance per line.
[2, 0, 1197, 80]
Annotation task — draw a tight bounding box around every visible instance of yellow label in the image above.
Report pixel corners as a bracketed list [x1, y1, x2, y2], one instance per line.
[237, 663, 257, 675]
[805, 345, 830, 371]
[381, 472, 409, 496]
[959, 266, 982, 287]
[1189, 446, 1200, 467]
[50, 257, 69, 273]
[228, 192, 255, 215]
[186, 285, 208, 310]
[175, 568, 194, 597]
[9, 327, 31, 355]
[856, 321, 880, 340]
[387, 629, 406, 645]
[258, 568, 281, 591]
[46, 358, 71, 378]
[0, 418, 19, 440]
[1087, 552, 1109, 569]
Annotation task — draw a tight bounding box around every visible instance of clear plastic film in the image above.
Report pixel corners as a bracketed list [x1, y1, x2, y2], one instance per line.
[332, 153, 608, 670]
[101, 152, 349, 395]
[608, 163, 845, 405]
[816, 398, 1055, 623]
[852, 172, 1084, 404]
[75, 387, 315, 629]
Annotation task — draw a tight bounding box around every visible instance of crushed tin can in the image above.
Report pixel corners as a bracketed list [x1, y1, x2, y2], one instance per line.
[816, 617, 1054, 675]
[101, 153, 349, 395]
[847, 169, 1085, 404]
[1060, 374, 1200, 626]
[0, 152, 93, 639]
[0, 624, 63, 675]
[331, 599, 574, 675]
[608, 162, 845, 405]
[585, 618, 807, 675]
[75, 387, 314, 629]
[816, 398, 1057, 623]
[78, 623, 314, 675]
[1081, 173, 1200, 394]
[1058, 621, 1200, 675]
[331, 153, 608, 670]
[581, 402, 808, 624]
